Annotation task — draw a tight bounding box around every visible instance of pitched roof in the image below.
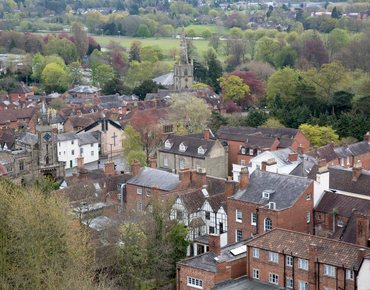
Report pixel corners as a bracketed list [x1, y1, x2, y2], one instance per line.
[306, 144, 339, 162]
[335, 141, 370, 158]
[241, 134, 278, 149]
[11, 83, 34, 94]
[246, 228, 370, 270]
[68, 85, 101, 93]
[152, 71, 174, 86]
[216, 126, 300, 141]
[98, 95, 120, 103]
[127, 167, 181, 191]
[159, 134, 219, 159]
[66, 112, 102, 128]
[0, 107, 38, 125]
[98, 101, 125, 109]
[232, 170, 312, 210]
[57, 132, 78, 142]
[207, 193, 225, 212]
[16, 131, 37, 146]
[179, 190, 206, 214]
[77, 132, 99, 146]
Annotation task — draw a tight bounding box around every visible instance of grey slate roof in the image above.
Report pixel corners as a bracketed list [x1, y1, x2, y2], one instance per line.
[77, 132, 99, 146]
[232, 170, 312, 210]
[28, 95, 42, 100]
[57, 132, 78, 142]
[216, 126, 300, 140]
[214, 277, 282, 290]
[121, 95, 139, 101]
[11, 83, 33, 94]
[16, 131, 37, 146]
[127, 167, 181, 191]
[98, 101, 125, 109]
[98, 95, 120, 103]
[52, 114, 66, 124]
[68, 85, 101, 93]
[65, 98, 93, 104]
[152, 70, 174, 86]
[334, 141, 370, 158]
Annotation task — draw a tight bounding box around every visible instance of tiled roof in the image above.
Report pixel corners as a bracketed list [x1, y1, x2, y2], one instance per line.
[216, 126, 300, 140]
[180, 190, 206, 213]
[66, 112, 102, 128]
[233, 170, 312, 210]
[52, 114, 65, 124]
[0, 107, 38, 125]
[127, 167, 181, 191]
[246, 228, 370, 270]
[241, 135, 278, 149]
[306, 144, 339, 162]
[98, 101, 125, 109]
[11, 83, 34, 94]
[60, 107, 99, 117]
[207, 193, 225, 212]
[277, 137, 295, 148]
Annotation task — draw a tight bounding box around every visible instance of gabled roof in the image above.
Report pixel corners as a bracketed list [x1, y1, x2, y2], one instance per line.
[207, 193, 225, 212]
[127, 167, 181, 191]
[11, 83, 34, 94]
[335, 141, 370, 158]
[241, 134, 278, 149]
[246, 228, 370, 270]
[78, 117, 122, 132]
[52, 114, 66, 124]
[232, 170, 312, 210]
[152, 71, 174, 86]
[98, 101, 125, 109]
[68, 85, 101, 93]
[178, 190, 206, 214]
[77, 132, 99, 146]
[16, 131, 37, 146]
[98, 95, 120, 103]
[306, 144, 339, 162]
[216, 126, 300, 141]
[57, 132, 78, 142]
[65, 112, 102, 128]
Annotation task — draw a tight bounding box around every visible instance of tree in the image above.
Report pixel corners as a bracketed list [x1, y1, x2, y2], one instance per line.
[206, 54, 223, 93]
[90, 62, 115, 87]
[262, 118, 285, 128]
[41, 63, 69, 94]
[140, 46, 158, 63]
[9, 39, 17, 51]
[303, 38, 328, 68]
[282, 53, 295, 68]
[129, 40, 142, 62]
[132, 80, 166, 100]
[131, 110, 162, 164]
[46, 35, 79, 63]
[254, 36, 280, 63]
[112, 51, 128, 75]
[31, 52, 44, 83]
[208, 35, 223, 54]
[67, 61, 83, 86]
[49, 98, 66, 111]
[201, 28, 212, 39]
[137, 24, 150, 38]
[209, 111, 228, 133]
[274, 46, 297, 68]
[245, 110, 269, 127]
[354, 94, 370, 117]
[299, 123, 339, 147]
[102, 77, 130, 95]
[168, 46, 179, 60]
[218, 75, 250, 103]
[226, 100, 242, 113]
[122, 125, 146, 167]
[152, 45, 165, 61]
[230, 27, 243, 39]
[72, 22, 89, 60]
[125, 61, 147, 88]
[331, 6, 342, 19]
[328, 90, 354, 115]
[186, 28, 198, 38]
[245, 61, 276, 82]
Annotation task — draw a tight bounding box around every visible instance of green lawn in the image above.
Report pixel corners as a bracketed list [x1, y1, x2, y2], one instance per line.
[185, 24, 230, 34]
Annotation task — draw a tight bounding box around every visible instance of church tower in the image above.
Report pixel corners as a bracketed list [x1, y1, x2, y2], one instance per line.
[173, 27, 193, 90]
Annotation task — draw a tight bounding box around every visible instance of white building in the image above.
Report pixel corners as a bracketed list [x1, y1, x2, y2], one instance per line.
[57, 132, 99, 169]
[357, 253, 370, 289]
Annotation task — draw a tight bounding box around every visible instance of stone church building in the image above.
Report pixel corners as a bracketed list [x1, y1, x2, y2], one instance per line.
[153, 27, 194, 89]
[0, 102, 65, 184]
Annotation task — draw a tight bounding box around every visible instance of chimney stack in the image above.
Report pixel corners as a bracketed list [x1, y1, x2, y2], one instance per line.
[309, 244, 318, 287]
[356, 212, 369, 247]
[297, 145, 305, 154]
[327, 141, 336, 148]
[318, 159, 327, 166]
[288, 153, 298, 162]
[179, 168, 191, 184]
[149, 157, 156, 169]
[358, 248, 366, 269]
[209, 234, 221, 256]
[196, 168, 207, 188]
[104, 160, 115, 177]
[77, 110, 82, 116]
[261, 161, 267, 171]
[77, 155, 84, 171]
[352, 163, 363, 181]
[239, 167, 249, 189]
[79, 168, 88, 183]
[72, 170, 78, 184]
[204, 129, 210, 140]
[130, 160, 141, 177]
[225, 177, 238, 201]
[364, 132, 370, 143]
[342, 142, 348, 148]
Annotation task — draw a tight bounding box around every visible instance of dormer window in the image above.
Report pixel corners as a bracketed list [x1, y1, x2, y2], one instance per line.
[257, 150, 261, 155]
[198, 146, 206, 155]
[249, 149, 253, 155]
[241, 148, 245, 154]
[269, 202, 276, 210]
[165, 140, 172, 149]
[263, 191, 270, 199]
[179, 143, 186, 152]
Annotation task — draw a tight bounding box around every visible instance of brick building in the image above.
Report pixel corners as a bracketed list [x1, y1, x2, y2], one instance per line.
[63, 112, 102, 132]
[215, 126, 310, 175]
[0, 107, 38, 130]
[10, 82, 34, 101]
[227, 168, 314, 244]
[67, 85, 102, 98]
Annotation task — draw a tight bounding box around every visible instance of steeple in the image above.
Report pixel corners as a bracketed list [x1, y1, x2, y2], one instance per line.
[40, 101, 49, 125]
[179, 26, 188, 65]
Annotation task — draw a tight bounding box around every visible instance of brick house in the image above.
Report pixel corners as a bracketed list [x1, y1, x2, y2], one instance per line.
[157, 132, 228, 179]
[215, 126, 310, 175]
[10, 82, 34, 101]
[63, 112, 102, 132]
[0, 107, 38, 130]
[227, 168, 314, 244]
[67, 85, 102, 98]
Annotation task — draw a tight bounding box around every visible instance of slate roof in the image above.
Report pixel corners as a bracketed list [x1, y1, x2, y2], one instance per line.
[240, 134, 278, 149]
[57, 132, 78, 142]
[16, 131, 37, 146]
[232, 170, 312, 210]
[159, 134, 218, 159]
[277, 137, 296, 148]
[98, 101, 125, 109]
[127, 167, 181, 191]
[68, 85, 101, 93]
[246, 228, 370, 270]
[0, 132, 14, 151]
[65, 98, 93, 104]
[121, 95, 139, 101]
[306, 144, 339, 162]
[52, 114, 66, 124]
[60, 106, 99, 117]
[152, 71, 174, 86]
[216, 126, 300, 140]
[307, 165, 370, 196]
[77, 132, 99, 146]
[11, 83, 34, 94]
[65, 112, 102, 128]
[98, 95, 120, 103]
[335, 141, 370, 158]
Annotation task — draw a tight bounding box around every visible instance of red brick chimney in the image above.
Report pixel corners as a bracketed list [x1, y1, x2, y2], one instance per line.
[204, 129, 210, 140]
[358, 248, 366, 269]
[309, 244, 318, 287]
[261, 161, 267, 171]
[225, 177, 238, 201]
[356, 212, 369, 247]
[77, 155, 84, 171]
[342, 142, 348, 148]
[104, 160, 115, 177]
[352, 163, 363, 181]
[196, 168, 207, 188]
[364, 132, 370, 142]
[288, 153, 298, 162]
[239, 167, 249, 189]
[79, 168, 88, 183]
[209, 234, 221, 256]
[318, 159, 327, 166]
[149, 157, 156, 169]
[327, 141, 336, 148]
[131, 160, 141, 177]
[297, 145, 305, 154]
[72, 171, 78, 184]
[179, 168, 191, 183]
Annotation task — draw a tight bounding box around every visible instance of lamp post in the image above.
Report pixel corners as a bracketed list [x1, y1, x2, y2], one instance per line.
[118, 30, 120, 45]
[101, 29, 104, 47]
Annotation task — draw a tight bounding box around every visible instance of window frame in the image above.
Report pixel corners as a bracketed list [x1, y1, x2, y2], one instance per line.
[324, 265, 335, 277]
[269, 273, 279, 285]
[164, 156, 168, 166]
[253, 248, 259, 258]
[241, 160, 245, 166]
[307, 211, 310, 223]
[187, 277, 203, 289]
[269, 252, 278, 263]
[307, 192, 311, 200]
[180, 159, 185, 170]
[346, 269, 354, 280]
[249, 149, 253, 155]
[236, 229, 242, 242]
[264, 217, 272, 232]
[251, 213, 257, 225]
[286, 256, 293, 267]
[146, 189, 151, 197]
[253, 269, 259, 280]
[298, 258, 309, 270]
[241, 148, 245, 154]
[286, 278, 293, 289]
[298, 281, 308, 290]
[236, 209, 242, 222]
[205, 211, 210, 220]
[137, 188, 142, 195]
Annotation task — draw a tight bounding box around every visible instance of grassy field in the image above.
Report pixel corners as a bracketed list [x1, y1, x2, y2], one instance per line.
[185, 24, 230, 34]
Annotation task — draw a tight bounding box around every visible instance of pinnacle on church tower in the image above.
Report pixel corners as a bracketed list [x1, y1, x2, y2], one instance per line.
[179, 26, 189, 65]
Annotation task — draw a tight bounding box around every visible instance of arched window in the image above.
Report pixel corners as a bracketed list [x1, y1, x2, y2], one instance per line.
[45, 156, 49, 165]
[264, 218, 272, 232]
[184, 69, 188, 76]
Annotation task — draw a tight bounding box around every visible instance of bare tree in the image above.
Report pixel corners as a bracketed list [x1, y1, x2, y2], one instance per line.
[72, 22, 89, 60]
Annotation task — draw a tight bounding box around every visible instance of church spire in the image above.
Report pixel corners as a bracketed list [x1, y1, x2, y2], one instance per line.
[179, 26, 188, 65]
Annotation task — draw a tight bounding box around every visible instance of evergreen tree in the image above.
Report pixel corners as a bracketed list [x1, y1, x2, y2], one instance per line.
[273, 94, 283, 109]
[9, 39, 17, 52]
[206, 54, 223, 93]
[282, 53, 295, 68]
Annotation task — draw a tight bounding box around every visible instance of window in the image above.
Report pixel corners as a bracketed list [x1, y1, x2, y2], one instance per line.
[59, 152, 61, 156]
[137, 201, 142, 211]
[241, 148, 245, 154]
[187, 277, 203, 289]
[287, 256, 293, 267]
[341, 158, 344, 166]
[236, 230, 242, 242]
[269, 252, 278, 263]
[209, 226, 214, 234]
[298, 259, 309, 270]
[164, 156, 168, 166]
[286, 278, 293, 288]
[251, 213, 256, 225]
[253, 248, 259, 258]
[298, 281, 308, 290]
[71, 140, 74, 145]
[256, 164, 260, 170]
[257, 150, 261, 155]
[269, 202, 276, 210]
[269, 273, 278, 285]
[249, 149, 253, 155]
[198, 147, 205, 155]
[347, 156, 350, 164]
[346, 269, 354, 280]
[318, 214, 321, 221]
[324, 265, 335, 277]
[91, 151, 94, 157]
[75, 158, 77, 164]
[45, 156, 49, 165]
[179, 143, 186, 152]
[358, 156, 361, 162]
[19, 161, 24, 171]
[146, 189, 151, 197]
[71, 149, 75, 155]
[307, 211, 310, 223]
[137, 188, 142, 195]
[91, 143, 94, 147]
[165, 140, 171, 149]
[80, 148, 83, 154]
[180, 159, 185, 169]
[264, 218, 272, 232]
[236, 210, 242, 222]
[205, 211, 210, 220]
[307, 192, 311, 200]
[337, 219, 344, 227]
[46, 144, 48, 151]
[241, 160, 245, 166]
[253, 269, 259, 279]
[196, 163, 201, 169]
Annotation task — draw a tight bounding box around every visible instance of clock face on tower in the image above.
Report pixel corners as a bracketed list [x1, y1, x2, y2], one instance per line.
[43, 133, 51, 141]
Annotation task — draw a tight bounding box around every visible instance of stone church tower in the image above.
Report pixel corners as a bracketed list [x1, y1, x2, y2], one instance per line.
[173, 27, 193, 90]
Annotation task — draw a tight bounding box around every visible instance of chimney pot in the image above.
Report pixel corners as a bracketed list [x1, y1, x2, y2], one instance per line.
[318, 158, 327, 166]
[209, 234, 221, 256]
[358, 248, 366, 269]
[130, 160, 141, 177]
[353, 163, 363, 181]
[288, 153, 298, 162]
[342, 142, 348, 148]
[149, 157, 157, 169]
[239, 167, 249, 189]
[364, 132, 370, 142]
